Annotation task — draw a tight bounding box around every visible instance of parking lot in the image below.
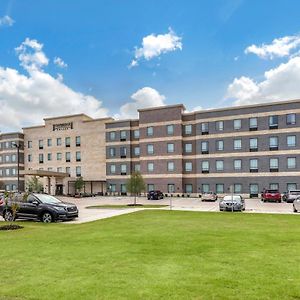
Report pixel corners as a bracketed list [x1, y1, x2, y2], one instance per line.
[0, 196, 298, 224]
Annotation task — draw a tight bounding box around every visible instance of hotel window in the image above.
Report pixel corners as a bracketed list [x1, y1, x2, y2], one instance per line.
[65, 137, 71, 147]
[5, 169, 10, 176]
[287, 157, 296, 169]
[185, 162, 192, 172]
[147, 126, 154, 136]
[202, 161, 209, 173]
[201, 122, 209, 135]
[234, 184, 242, 193]
[76, 166, 81, 177]
[57, 153, 62, 161]
[120, 184, 127, 194]
[216, 160, 224, 171]
[250, 159, 258, 172]
[133, 130, 140, 139]
[286, 113, 296, 125]
[28, 154, 32, 162]
[57, 167, 62, 173]
[201, 141, 209, 154]
[269, 183, 279, 190]
[185, 184, 193, 193]
[249, 138, 258, 151]
[250, 184, 259, 196]
[48, 167, 53, 171]
[39, 140, 43, 149]
[287, 183, 297, 191]
[66, 152, 71, 162]
[270, 158, 279, 172]
[120, 130, 127, 141]
[287, 135, 296, 147]
[109, 184, 116, 193]
[76, 151, 81, 162]
[109, 147, 116, 157]
[120, 147, 127, 158]
[12, 169, 16, 176]
[167, 125, 174, 135]
[147, 162, 154, 172]
[109, 131, 116, 140]
[134, 164, 140, 172]
[202, 184, 210, 193]
[120, 164, 127, 174]
[147, 184, 154, 192]
[110, 164, 116, 174]
[216, 121, 224, 131]
[66, 167, 71, 175]
[47, 139, 52, 147]
[0, 156, 2, 163]
[234, 159, 242, 170]
[249, 117, 258, 130]
[5, 142, 10, 148]
[28, 141, 32, 148]
[269, 136, 278, 150]
[147, 144, 154, 154]
[168, 184, 175, 193]
[167, 161, 175, 172]
[39, 154, 44, 164]
[233, 119, 242, 130]
[216, 184, 224, 194]
[167, 143, 175, 153]
[5, 155, 9, 162]
[76, 136, 81, 147]
[134, 146, 140, 156]
[11, 154, 16, 162]
[57, 138, 62, 146]
[184, 124, 192, 135]
[185, 143, 192, 153]
[269, 115, 278, 129]
[0, 169, 2, 176]
[234, 139, 242, 150]
[216, 140, 224, 151]
[48, 153, 52, 161]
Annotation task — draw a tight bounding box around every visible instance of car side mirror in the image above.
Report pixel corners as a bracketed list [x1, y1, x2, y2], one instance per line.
[32, 200, 39, 206]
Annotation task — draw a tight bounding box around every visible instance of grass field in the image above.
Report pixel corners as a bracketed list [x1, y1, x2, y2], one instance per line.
[0, 210, 300, 300]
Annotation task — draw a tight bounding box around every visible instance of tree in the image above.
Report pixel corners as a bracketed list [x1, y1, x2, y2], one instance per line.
[75, 177, 84, 194]
[126, 172, 145, 205]
[26, 176, 43, 193]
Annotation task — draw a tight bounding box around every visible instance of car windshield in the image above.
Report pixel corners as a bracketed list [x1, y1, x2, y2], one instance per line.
[290, 191, 300, 195]
[265, 190, 278, 193]
[223, 196, 241, 201]
[35, 194, 62, 204]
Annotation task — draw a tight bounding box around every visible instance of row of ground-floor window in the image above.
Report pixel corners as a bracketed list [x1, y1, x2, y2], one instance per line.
[107, 182, 298, 195]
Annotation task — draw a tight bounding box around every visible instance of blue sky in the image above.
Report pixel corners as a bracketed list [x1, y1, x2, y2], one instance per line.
[1, 0, 300, 130]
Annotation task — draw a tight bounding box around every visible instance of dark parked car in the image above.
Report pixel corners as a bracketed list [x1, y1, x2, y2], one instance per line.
[147, 190, 164, 200]
[0, 193, 78, 223]
[261, 189, 281, 203]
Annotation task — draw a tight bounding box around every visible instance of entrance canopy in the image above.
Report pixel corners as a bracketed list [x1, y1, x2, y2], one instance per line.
[20, 170, 70, 178]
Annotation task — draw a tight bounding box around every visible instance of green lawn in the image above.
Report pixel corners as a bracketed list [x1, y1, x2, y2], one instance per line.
[86, 204, 168, 209]
[0, 211, 300, 300]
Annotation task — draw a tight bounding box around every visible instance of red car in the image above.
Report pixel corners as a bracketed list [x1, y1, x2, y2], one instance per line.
[261, 189, 281, 203]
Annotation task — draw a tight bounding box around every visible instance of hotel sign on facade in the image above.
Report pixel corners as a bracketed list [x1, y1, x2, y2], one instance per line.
[53, 122, 73, 131]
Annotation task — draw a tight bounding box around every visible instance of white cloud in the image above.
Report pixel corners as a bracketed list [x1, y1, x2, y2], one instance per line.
[245, 35, 300, 59]
[117, 87, 166, 119]
[54, 56, 68, 68]
[226, 56, 300, 106]
[0, 15, 14, 27]
[0, 38, 108, 131]
[129, 28, 182, 67]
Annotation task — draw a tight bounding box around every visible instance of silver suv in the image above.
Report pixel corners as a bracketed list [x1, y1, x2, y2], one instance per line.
[285, 190, 300, 203]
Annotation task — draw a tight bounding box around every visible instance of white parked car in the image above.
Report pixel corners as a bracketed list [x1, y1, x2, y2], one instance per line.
[293, 197, 300, 213]
[219, 195, 245, 212]
[202, 191, 218, 202]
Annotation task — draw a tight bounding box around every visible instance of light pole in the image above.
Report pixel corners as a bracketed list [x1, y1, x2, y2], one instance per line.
[12, 142, 21, 192]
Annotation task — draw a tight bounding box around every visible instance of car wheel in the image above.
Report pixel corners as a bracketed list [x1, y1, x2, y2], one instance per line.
[41, 212, 53, 223]
[293, 206, 298, 213]
[4, 210, 14, 222]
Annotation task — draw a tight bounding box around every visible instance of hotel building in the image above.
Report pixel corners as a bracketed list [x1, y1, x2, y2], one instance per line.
[0, 132, 24, 191]
[106, 99, 300, 197]
[23, 114, 112, 195]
